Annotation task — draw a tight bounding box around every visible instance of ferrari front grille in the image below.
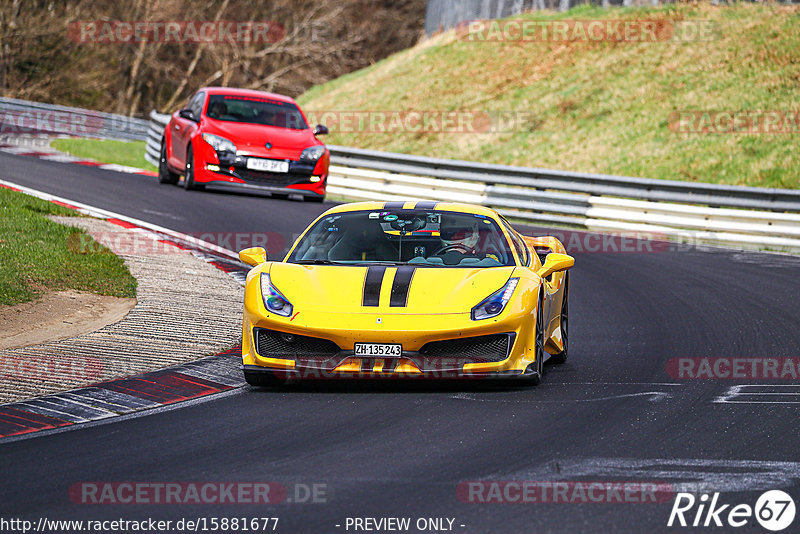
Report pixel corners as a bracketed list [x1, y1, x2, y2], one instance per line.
[255, 328, 341, 360]
[418, 333, 513, 364]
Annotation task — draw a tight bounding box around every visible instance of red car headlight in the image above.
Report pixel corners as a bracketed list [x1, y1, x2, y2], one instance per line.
[202, 133, 237, 154]
[300, 145, 325, 164]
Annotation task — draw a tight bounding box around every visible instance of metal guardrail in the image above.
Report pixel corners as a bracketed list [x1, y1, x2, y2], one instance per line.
[144, 111, 171, 167]
[145, 111, 800, 252]
[328, 145, 800, 212]
[424, 0, 800, 35]
[425, 0, 613, 34]
[0, 97, 150, 141]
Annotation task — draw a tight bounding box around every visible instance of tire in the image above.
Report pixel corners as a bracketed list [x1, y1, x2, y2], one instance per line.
[550, 271, 569, 365]
[305, 194, 325, 203]
[182, 144, 204, 191]
[157, 139, 179, 185]
[244, 371, 290, 387]
[526, 289, 546, 386]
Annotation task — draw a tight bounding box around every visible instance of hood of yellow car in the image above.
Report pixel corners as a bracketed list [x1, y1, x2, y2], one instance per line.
[268, 262, 517, 314]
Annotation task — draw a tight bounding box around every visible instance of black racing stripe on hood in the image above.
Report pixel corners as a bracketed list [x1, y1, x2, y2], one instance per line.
[362, 266, 386, 307]
[383, 201, 406, 209]
[390, 266, 416, 307]
[414, 201, 438, 209]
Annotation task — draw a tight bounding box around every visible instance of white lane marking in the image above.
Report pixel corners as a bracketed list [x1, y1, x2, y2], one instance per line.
[98, 163, 149, 173]
[493, 458, 800, 493]
[581, 391, 673, 402]
[142, 208, 184, 221]
[0, 146, 41, 154]
[38, 154, 83, 163]
[714, 384, 800, 404]
[731, 252, 800, 268]
[0, 178, 240, 261]
[452, 391, 674, 403]
[556, 382, 683, 386]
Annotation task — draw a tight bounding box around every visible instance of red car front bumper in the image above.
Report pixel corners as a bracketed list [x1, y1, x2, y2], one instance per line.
[191, 141, 328, 199]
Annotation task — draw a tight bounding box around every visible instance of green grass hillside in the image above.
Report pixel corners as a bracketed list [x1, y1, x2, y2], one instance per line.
[299, 2, 800, 188]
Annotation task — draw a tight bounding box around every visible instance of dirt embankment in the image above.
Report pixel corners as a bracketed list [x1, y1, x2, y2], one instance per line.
[0, 290, 136, 351]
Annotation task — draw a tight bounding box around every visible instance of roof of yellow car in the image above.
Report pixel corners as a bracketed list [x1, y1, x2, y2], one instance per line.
[321, 201, 501, 218]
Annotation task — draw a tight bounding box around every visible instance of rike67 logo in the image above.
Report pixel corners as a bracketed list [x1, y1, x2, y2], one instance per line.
[668, 490, 796, 531]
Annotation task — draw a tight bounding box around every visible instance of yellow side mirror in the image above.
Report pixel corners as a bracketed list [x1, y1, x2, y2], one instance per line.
[536, 253, 574, 279]
[239, 247, 268, 267]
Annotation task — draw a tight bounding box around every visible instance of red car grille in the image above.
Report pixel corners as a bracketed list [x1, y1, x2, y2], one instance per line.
[237, 169, 310, 185]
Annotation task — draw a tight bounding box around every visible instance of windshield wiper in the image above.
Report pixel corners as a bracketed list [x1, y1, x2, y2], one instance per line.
[294, 259, 343, 265]
[354, 261, 410, 266]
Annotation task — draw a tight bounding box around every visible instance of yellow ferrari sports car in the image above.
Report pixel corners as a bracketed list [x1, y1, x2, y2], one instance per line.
[238, 201, 574, 385]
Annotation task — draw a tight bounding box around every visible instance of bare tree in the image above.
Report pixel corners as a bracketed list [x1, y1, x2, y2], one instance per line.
[1, 0, 426, 115]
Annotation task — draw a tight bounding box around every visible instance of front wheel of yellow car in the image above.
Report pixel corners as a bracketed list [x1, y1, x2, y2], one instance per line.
[550, 271, 569, 365]
[525, 289, 546, 386]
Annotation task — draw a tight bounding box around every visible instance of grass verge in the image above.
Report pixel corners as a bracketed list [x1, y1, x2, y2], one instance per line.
[50, 138, 157, 172]
[299, 2, 800, 189]
[0, 187, 138, 306]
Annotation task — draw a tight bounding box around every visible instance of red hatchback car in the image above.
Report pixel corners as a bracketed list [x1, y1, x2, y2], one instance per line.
[158, 87, 329, 201]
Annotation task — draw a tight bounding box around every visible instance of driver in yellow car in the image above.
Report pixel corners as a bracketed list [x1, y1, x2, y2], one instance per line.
[435, 215, 500, 262]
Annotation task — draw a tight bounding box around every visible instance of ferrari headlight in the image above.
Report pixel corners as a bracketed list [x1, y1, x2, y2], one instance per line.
[471, 278, 519, 321]
[202, 133, 237, 153]
[260, 273, 293, 317]
[300, 145, 325, 164]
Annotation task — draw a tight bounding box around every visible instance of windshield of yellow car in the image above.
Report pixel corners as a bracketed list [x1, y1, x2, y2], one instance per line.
[288, 210, 516, 267]
[206, 94, 307, 130]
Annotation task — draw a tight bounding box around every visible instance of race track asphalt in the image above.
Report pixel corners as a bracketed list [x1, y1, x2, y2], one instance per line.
[2, 151, 800, 533]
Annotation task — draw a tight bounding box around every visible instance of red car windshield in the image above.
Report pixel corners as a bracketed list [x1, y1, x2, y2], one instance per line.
[206, 94, 307, 130]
